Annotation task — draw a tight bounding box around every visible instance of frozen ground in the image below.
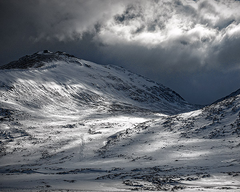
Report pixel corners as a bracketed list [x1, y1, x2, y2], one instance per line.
[0, 52, 240, 191]
[1, 109, 240, 192]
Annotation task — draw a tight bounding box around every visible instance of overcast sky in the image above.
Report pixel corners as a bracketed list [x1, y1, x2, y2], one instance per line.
[1, 0, 240, 105]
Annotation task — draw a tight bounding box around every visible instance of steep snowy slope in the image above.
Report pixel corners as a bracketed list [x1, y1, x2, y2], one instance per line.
[0, 51, 239, 191]
[0, 50, 195, 116]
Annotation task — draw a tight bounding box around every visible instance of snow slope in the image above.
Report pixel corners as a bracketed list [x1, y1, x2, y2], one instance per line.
[0, 51, 239, 191]
[0, 50, 196, 116]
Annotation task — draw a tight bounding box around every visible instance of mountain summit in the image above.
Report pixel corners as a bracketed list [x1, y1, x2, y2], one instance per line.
[0, 50, 77, 69]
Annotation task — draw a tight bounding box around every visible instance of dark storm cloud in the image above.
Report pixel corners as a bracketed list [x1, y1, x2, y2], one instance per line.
[0, 0, 118, 42]
[0, 0, 124, 64]
[1, 0, 240, 105]
[114, 4, 143, 24]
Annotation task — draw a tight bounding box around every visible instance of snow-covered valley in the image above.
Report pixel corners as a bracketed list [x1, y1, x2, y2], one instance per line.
[0, 51, 240, 191]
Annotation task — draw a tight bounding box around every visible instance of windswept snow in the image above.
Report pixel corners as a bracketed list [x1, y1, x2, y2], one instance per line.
[0, 51, 239, 191]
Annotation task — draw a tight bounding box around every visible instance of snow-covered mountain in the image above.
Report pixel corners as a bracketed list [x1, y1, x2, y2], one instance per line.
[0, 50, 196, 116]
[0, 51, 239, 191]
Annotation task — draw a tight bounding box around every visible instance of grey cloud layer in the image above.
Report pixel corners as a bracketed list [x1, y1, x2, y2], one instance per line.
[0, 0, 120, 41]
[1, 0, 240, 104]
[97, 0, 240, 68]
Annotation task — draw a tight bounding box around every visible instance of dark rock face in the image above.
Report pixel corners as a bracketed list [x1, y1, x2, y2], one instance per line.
[0, 51, 76, 70]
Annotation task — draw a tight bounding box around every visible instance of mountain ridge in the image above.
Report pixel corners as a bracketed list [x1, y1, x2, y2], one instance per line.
[0, 50, 197, 115]
[213, 88, 240, 104]
[2, 50, 239, 107]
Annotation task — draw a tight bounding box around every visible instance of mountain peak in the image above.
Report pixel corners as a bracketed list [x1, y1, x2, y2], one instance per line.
[0, 50, 77, 70]
[213, 88, 240, 104]
[36, 50, 53, 54]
